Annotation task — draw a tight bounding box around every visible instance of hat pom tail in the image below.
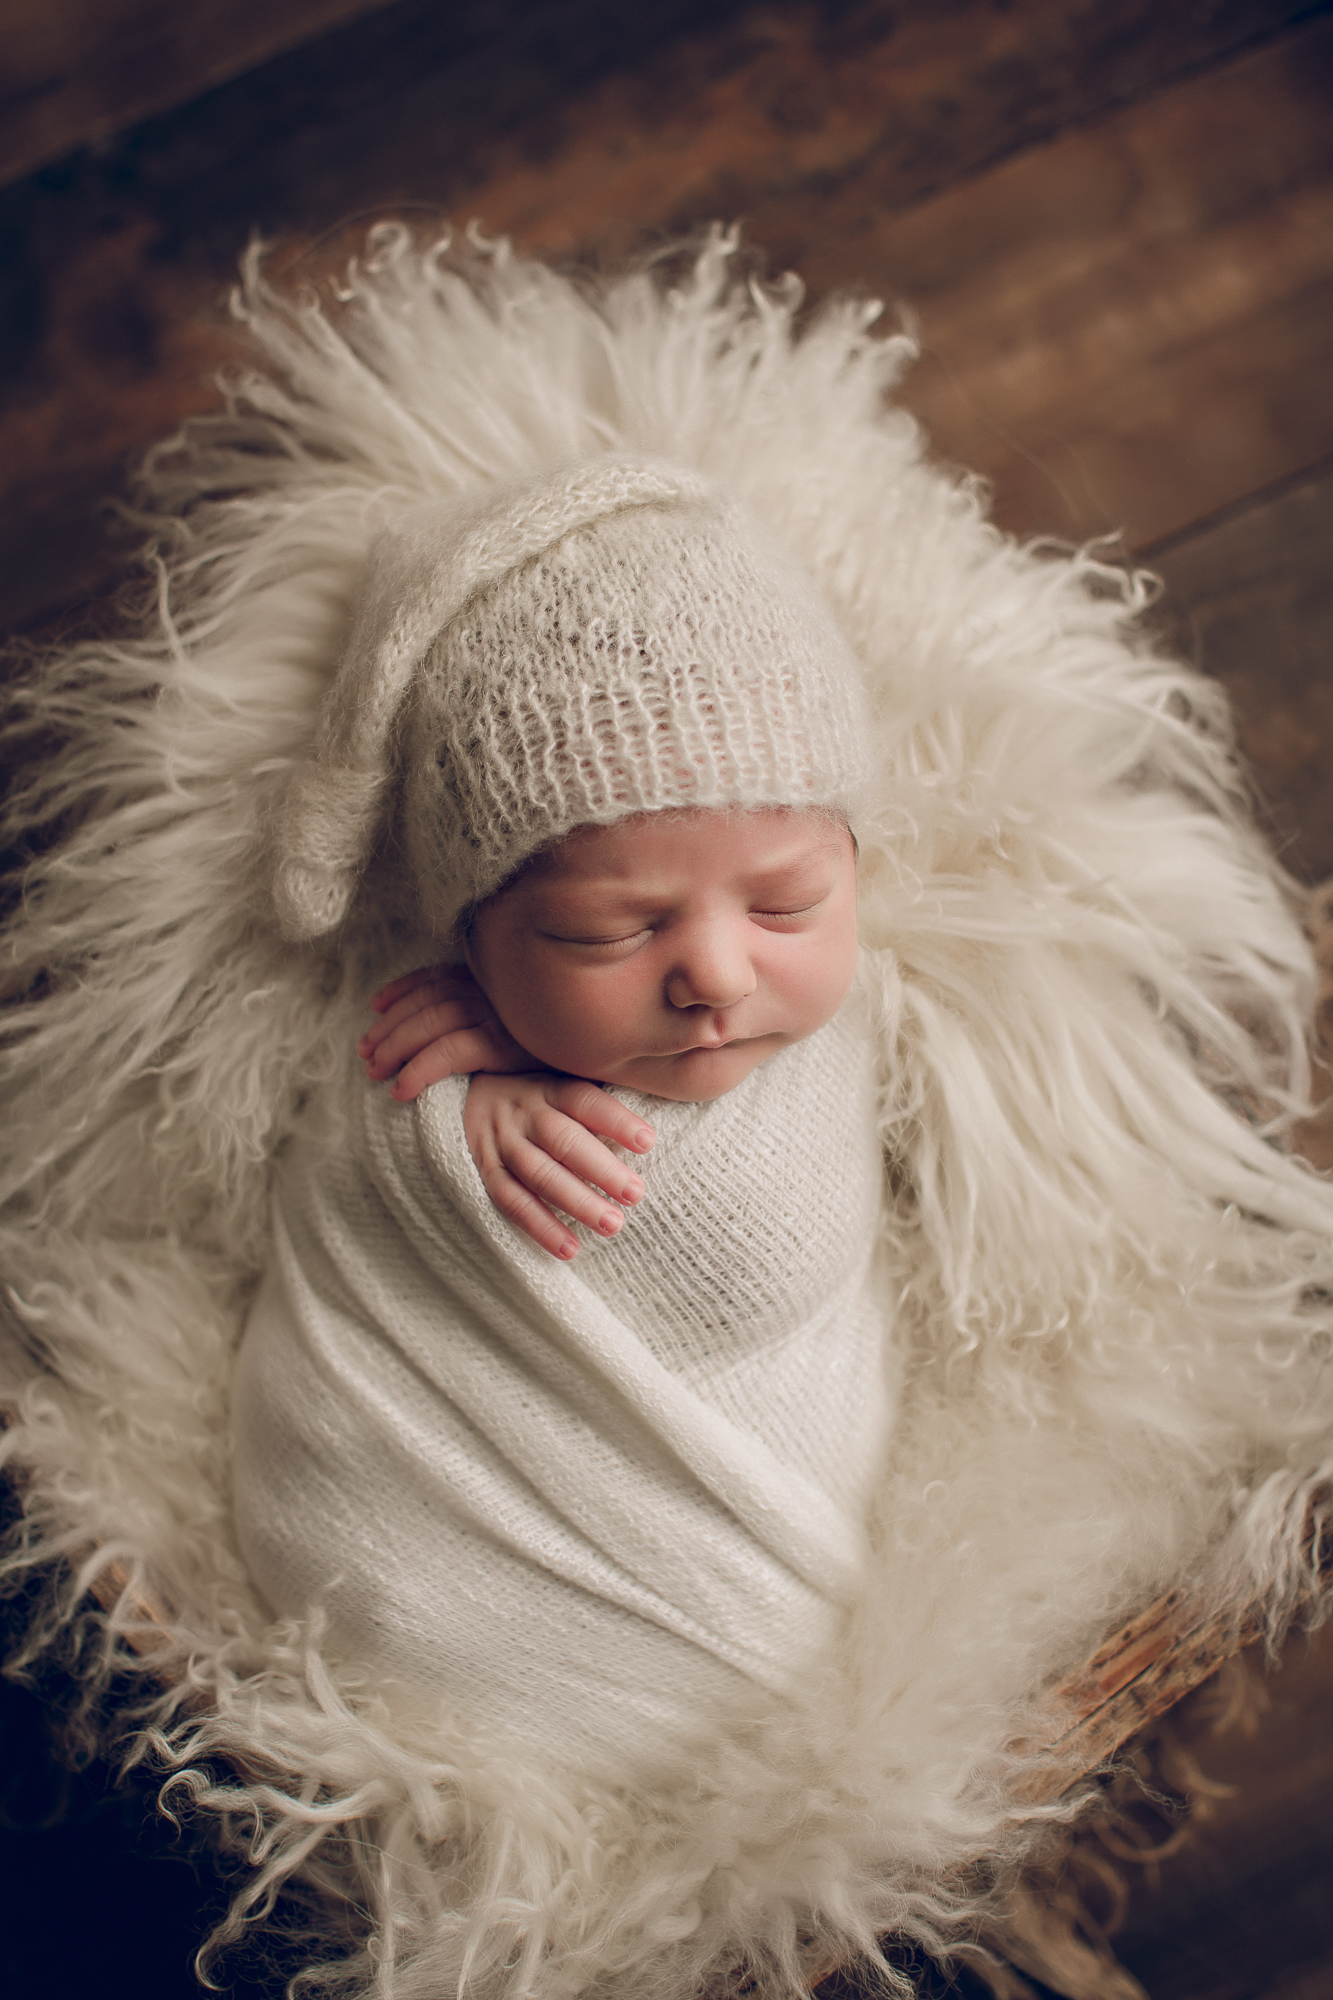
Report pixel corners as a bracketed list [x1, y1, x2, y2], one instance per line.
[270, 760, 386, 941]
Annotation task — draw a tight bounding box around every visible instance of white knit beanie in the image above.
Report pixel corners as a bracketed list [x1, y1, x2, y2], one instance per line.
[270, 456, 872, 941]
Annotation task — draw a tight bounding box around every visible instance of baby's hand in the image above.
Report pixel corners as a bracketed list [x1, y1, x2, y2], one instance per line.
[463, 1073, 656, 1261]
[358, 963, 532, 1101]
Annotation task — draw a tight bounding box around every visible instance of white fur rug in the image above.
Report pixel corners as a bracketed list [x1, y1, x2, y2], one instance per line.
[2, 227, 1331, 2000]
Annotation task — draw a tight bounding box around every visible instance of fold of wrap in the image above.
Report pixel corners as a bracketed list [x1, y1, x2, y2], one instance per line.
[232, 1002, 894, 1771]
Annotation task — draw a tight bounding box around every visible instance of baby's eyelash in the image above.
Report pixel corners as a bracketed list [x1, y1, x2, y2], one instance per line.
[559, 929, 651, 948]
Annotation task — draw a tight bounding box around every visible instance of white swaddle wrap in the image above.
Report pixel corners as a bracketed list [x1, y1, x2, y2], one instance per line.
[233, 1001, 893, 1772]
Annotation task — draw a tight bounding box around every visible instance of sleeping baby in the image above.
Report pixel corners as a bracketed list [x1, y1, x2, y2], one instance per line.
[231, 457, 898, 1774]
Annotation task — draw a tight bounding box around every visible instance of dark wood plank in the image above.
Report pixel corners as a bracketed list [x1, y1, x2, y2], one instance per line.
[1151, 463, 1333, 888]
[1, 0, 1324, 631]
[0, 0, 398, 189]
[867, 22, 1333, 547]
[363, 0, 1327, 262]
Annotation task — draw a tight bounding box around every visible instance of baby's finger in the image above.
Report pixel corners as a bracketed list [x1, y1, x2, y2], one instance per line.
[529, 1108, 646, 1207]
[365, 963, 477, 1019]
[389, 1026, 530, 1101]
[359, 986, 470, 1060]
[363, 996, 492, 1074]
[472, 1159, 580, 1261]
[366, 967, 446, 1017]
[503, 1136, 631, 1238]
[361, 973, 478, 1041]
[545, 1080, 655, 1156]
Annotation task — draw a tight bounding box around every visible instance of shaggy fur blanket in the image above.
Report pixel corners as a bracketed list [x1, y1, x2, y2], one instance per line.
[2, 227, 1331, 2000]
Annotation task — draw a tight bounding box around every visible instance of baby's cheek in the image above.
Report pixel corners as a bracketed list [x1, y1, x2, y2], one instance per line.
[793, 934, 857, 1029]
[520, 980, 633, 1077]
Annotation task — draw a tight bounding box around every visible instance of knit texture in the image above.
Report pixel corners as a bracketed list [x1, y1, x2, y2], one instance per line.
[271, 457, 872, 941]
[232, 1000, 892, 1772]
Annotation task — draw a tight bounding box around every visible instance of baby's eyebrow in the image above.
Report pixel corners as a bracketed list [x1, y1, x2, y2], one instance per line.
[530, 885, 661, 924]
[529, 836, 843, 915]
[541, 853, 838, 907]
[743, 853, 840, 895]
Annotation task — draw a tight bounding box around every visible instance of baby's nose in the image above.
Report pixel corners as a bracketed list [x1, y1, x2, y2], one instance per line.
[665, 930, 756, 1010]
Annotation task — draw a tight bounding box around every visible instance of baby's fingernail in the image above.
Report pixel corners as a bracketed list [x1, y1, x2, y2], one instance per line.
[633, 1129, 655, 1151]
[558, 1240, 578, 1260]
[621, 1179, 643, 1203]
[597, 1211, 622, 1236]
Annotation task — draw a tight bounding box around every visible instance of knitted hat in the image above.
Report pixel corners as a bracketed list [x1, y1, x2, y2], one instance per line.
[270, 456, 871, 941]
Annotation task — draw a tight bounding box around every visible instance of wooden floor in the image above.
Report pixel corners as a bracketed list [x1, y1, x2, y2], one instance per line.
[2, 4, 1331, 1995]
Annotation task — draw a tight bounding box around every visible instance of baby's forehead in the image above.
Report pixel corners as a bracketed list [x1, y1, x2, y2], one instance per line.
[524, 808, 847, 888]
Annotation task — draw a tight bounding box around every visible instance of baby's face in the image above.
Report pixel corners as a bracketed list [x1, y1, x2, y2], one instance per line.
[465, 808, 859, 1102]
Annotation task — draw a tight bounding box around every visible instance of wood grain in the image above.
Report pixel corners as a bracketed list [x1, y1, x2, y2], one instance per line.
[873, 22, 1333, 547]
[1, 1, 1324, 631]
[1152, 463, 1333, 887]
[0, 0, 399, 189]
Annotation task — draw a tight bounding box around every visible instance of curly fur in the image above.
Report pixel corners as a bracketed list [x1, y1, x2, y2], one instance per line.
[2, 224, 1332, 1999]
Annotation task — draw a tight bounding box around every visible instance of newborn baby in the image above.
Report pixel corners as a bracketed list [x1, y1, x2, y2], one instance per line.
[232, 463, 897, 1775]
